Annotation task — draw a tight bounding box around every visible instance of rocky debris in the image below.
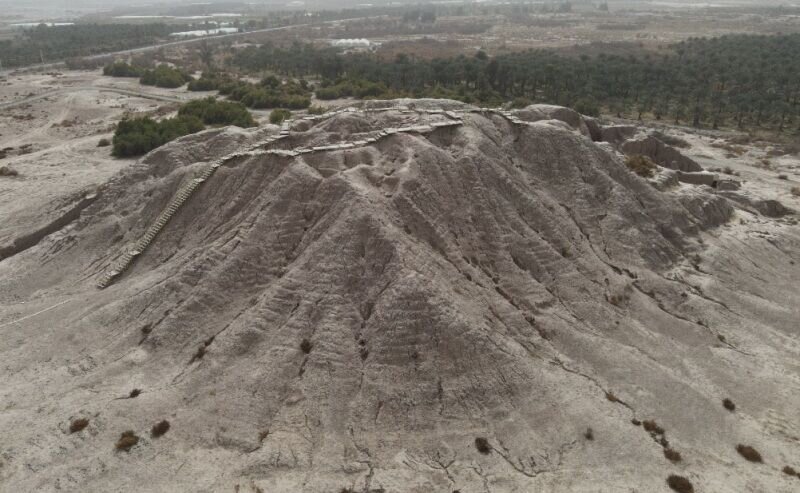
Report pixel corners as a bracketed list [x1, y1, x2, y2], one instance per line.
[0, 101, 797, 493]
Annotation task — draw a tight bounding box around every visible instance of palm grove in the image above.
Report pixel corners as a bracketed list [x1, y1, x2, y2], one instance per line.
[232, 33, 800, 132]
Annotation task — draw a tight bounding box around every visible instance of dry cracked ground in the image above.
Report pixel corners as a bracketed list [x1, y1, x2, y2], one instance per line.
[0, 96, 799, 493]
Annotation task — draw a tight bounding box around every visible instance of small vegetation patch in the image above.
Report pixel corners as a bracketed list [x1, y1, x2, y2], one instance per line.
[190, 72, 311, 110]
[642, 420, 665, 435]
[307, 105, 327, 115]
[190, 345, 207, 363]
[97, 138, 110, 147]
[111, 115, 204, 157]
[0, 165, 19, 177]
[736, 444, 763, 463]
[69, 418, 89, 433]
[300, 338, 313, 354]
[783, 465, 797, 476]
[115, 431, 139, 451]
[584, 428, 594, 441]
[666, 475, 694, 493]
[177, 97, 256, 128]
[722, 398, 735, 412]
[791, 187, 800, 197]
[139, 65, 192, 89]
[664, 448, 682, 462]
[103, 61, 144, 78]
[474, 437, 491, 454]
[269, 108, 292, 124]
[151, 420, 170, 438]
[625, 154, 657, 178]
[129, 388, 141, 398]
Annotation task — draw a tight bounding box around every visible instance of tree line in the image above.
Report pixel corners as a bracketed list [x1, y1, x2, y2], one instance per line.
[0, 24, 178, 68]
[232, 34, 800, 132]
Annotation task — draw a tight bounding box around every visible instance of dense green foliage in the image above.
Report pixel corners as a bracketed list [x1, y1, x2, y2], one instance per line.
[112, 98, 256, 157]
[269, 109, 291, 124]
[0, 23, 177, 68]
[189, 71, 311, 109]
[103, 61, 143, 78]
[112, 116, 204, 157]
[234, 35, 800, 131]
[104, 62, 192, 88]
[139, 65, 193, 88]
[178, 97, 256, 127]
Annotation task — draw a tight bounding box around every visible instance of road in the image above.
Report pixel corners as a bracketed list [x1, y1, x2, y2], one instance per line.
[1, 16, 384, 76]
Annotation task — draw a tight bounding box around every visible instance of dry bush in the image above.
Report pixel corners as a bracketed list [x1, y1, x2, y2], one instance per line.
[782, 465, 797, 476]
[607, 293, 629, 306]
[605, 392, 619, 402]
[631, 419, 642, 426]
[190, 345, 206, 363]
[664, 448, 682, 462]
[129, 388, 141, 398]
[115, 431, 139, 451]
[0, 165, 19, 177]
[722, 398, 735, 412]
[69, 418, 89, 433]
[736, 444, 763, 463]
[300, 338, 313, 354]
[642, 420, 665, 435]
[666, 475, 694, 493]
[98, 138, 111, 147]
[792, 187, 800, 196]
[624, 155, 657, 178]
[151, 420, 170, 438]
[584, 428, 594, 441]
[474, 437, 491, 454]
[778, 174, 788, 180]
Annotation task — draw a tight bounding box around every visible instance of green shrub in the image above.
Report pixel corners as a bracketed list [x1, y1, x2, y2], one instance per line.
[307, 105, 327, 115]
[178, 97, 256, 127]
[103, 61, 143, 77]
[112, 115, 204, 157]
[187, 78, 219, 91]
[572, 98, 600, 117]
[269, 109, 291, 124]
[140, 65, 192, 88]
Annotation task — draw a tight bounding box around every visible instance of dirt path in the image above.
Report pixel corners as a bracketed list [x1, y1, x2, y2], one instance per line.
[0, 85, 185, 111]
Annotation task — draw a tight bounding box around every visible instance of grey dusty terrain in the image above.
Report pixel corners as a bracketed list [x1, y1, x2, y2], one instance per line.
[0, 100, 799, 493]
